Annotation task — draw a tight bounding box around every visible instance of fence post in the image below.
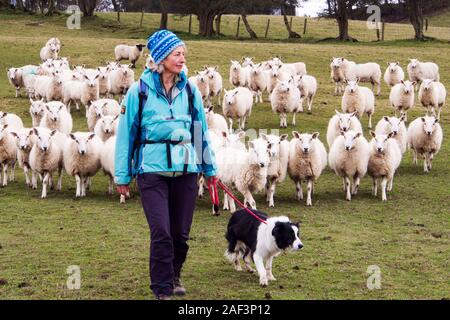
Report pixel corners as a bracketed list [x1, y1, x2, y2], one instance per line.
[265, 18, 270, 38]
[188, 14, 192, 34]
[382, 21, 385, 41]
[139, 9, 144, 28]
[289, 16, 293, 29]
[425, 18, 428, 31]
[303, 17, 307, 34]
[236, 16, 241, 38]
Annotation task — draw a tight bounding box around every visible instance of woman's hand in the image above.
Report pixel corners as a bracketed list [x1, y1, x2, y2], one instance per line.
[116, 184, 130, 197]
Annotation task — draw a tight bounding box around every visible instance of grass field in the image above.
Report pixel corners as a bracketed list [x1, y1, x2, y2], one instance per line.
[0, 12, 449, 300]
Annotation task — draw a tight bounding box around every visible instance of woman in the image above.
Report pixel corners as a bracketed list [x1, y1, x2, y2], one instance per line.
[114, 30, 217, 300]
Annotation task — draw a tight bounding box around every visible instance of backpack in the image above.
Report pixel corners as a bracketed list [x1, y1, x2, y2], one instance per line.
[131, 79, 196, 175]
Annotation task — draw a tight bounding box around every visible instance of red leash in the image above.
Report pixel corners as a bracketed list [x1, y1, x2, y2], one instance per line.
[208, 177, 267, 225]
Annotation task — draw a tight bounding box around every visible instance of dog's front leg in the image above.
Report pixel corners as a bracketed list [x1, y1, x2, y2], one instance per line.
[254, 254, 268, 287]
[265, 256, 276, 281]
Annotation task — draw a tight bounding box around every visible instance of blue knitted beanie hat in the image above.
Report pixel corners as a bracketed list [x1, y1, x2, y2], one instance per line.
[147, 30, 185, 65]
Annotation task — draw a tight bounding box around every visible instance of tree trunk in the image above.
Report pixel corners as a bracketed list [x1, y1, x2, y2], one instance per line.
[198, 10, 216, 37]
[241, 14, 257, 39]
[335, 0, 357, 41]
[215, 13, 222, 36]
[281, 6, 301, 39]
[159, 0, 168, 29]
[46, 0, 55, 16]
[407, 0, 424, 40]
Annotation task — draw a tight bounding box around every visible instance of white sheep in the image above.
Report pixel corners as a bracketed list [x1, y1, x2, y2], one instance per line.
[33, 71, 63, 102]
[87, 99, 121, 132]
[229, 60, 250, 87]
[39, 101, 73, 134]
[241, 57, 254, 67]
[294, 74, 317, 114]
[188, 71, 210, 105]
[222, 87, 253, 131]
[62, 79, 84, 112]
[204, 66, 223, 105]
[407, 116, 443, 173]
[271, 78, 302, 128]
[375, 116, 408, 154]
[350, 62, 382, 96]
[249, 63, 269, 103]
[330, 57, 356, 95]
[80, 69, 101, 115]
[94, 114, 119, 142]
[368, 131, 402, 201]
[407, 59, 440, 90]
[0, 124, 17, 187]
[9, 128, 35, 187]
[204, 105, 228, 135]
[288, 131, 327, 206]
[384, 62, 405, 87]
[326, 110, 363, 148]
[100, 136, 126, 203]
[40, 42, 58, 62]
[108, 65, 135, 103]
[7, 67, 24, 98]
[46, 38, 61, 53]
[262, 133, 289, 207]
[276, 58, 307, 77]
[114, 44, 145, 68]
[418, 79, 446, 120]
[29, 127, 66, 198]
[328, 130, 370, 201]
[0, 112, 24, 130]
[63, 132, 103, 197]
[389, 80, 415, 121]
[97, 66, 112, 98]
[266, 63, 289, 94]
[342, 80, 375, 129]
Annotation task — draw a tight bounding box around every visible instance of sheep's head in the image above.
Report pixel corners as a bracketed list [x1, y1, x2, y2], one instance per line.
[260, 133, 287, 158]
[388, 62, 400, 73]
[370, 131, 394, 153]
[224, 89, 238, 106]
[135, 44, 145, 51]
[269, 64, 281, 78]
[293, 131, 319, 154]
[230, 60, 241, 71]
[340, 130, 361, 151]
[421, 116, 438, 136]
[43, 59, 54, 69]
[242, 57, 254, 67]
[97, 67, 109, 79]
[272, 57, 282, 66]
[83, 70, 100, 87]
[276, 80, 291, 93]
[10, 129, 34, 151]
[345, 80, 359, 94]
[251, 63, 263, 75]
[331, 57, 344, 69]
[45, 102, 64, 122]
[383, 116, 403, 136]
[222, 130, 245, 149]
[69, 133, 96, 155]
[94, 102, 108, 118]
[248, 139, 269, 168]
[409, 59, 419, 69]
[52, 70, 63, 85]
[421, 79, 434, 91]
[400, 80, 414, 94]
[98, 115, 119, 134]
[7, 68, 19, 80]
[33, 128, 56, 152]
[196, 70, 208, 83]
[30, 98, 46, 117]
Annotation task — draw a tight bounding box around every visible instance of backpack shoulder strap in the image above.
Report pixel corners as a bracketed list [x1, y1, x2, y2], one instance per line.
[132, 79, 149, 173]
[183, 82, 196, 175]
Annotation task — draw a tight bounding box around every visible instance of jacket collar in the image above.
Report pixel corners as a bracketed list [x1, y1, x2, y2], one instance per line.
[140, 68, 187, 97]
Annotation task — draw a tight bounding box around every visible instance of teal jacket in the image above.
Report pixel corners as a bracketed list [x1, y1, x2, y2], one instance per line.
[114, 69, 217, 185]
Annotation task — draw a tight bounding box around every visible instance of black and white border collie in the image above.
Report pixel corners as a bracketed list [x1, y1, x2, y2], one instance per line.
[225, 209, 303, 286]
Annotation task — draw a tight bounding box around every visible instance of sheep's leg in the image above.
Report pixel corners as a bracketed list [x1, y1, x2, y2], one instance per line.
[86, 176, 91, 191]
[108, 176, 114, 195]
[265, 181, 270, 202]
[423, 154, 429, 173]
[268, 182, 276, 208]
[387, 176, 393, 192]
[223, 193, 229, 210]
[229, 198, 236, 213]
[279, 114, 283, 128]
[9, 162, 16, 182]
[243, 191, 257, 210]
[41, 172, 50, 198]
[81, 177, 88, 197]
[376, 82, 381, 96]
[57, 167, 63, 191]
[367, 112, 372, 129]
[292, 112, 296, 126]
[437, 106, 442, 121]
[265, 256, 276, 281]
[75, 174, 81, 197]
[308, 96, 314, 113]
[306, 179, 313, 206]
[428, 153, 434, 171]
[254, 255, 268, 287]
[381, 177, 388, 201]
[342, 178, 346, 191]
[24, 166, 30, 187]
[296, 181, 303, 200]
[2, 164, 8, 187]
[372, 178, 378, 196]
[228, 118, 233, 132]
[334, 83, 338, 95]
[32, 171, 37, 189]
[241, 116, 246, 130]
[352, 176, 360, 195]
[345, 177, 352, 201]
[412, 149, 418, 165]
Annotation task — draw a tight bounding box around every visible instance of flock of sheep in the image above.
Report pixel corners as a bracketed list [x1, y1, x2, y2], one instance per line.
[2, 38, 446, 212]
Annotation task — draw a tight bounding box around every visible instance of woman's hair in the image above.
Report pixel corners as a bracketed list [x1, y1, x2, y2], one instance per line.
[146, 45, 187, 74]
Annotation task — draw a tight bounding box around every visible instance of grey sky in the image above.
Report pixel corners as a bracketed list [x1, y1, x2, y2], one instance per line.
[295, 0, 328, 17]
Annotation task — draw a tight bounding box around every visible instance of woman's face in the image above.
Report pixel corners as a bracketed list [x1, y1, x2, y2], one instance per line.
[163, 46, 186, 75]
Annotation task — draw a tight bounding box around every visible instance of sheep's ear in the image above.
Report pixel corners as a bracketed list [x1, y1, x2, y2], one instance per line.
[223, 88, 228, 94]
[33, 128, 38, 135]
[292, 131, 300, 139]
[0, 112, 6, 119]
[29, 129, 34, 136]
[421, 117, 426, 123]
[350, 112, 357, 118]
[69, 133, 76, 140]
[399, 115, 406, 122]
[330, 57, 334, 62]
[29, 98, 34, 104]
[434, 118, 439, 124]
[260, 133, 267, 141]
[355, 77, 360, 84]
[355, 132, 361, 138]
[113, 114, 119, 121]
[203, 65, 208, 70]
[280, 134, 288, 141]
[343, 79, 348, 84]
[9, 131, 18, 138]
[221, 131, 228, 138]
[412, 81, 416, 85]
[396, 61, 399, 65]
[208, 105, 214, 112]
[335, 109, 341, 115]
[383, 116, 389, 122]
[400, 80, 404, 84]
[88, 133, 95, 140]
[370, 130, 376, 138]
[387, 132, 395, 139]
[50, 130, 57, 137]
[214, 66, 218, 71]
[312, 132, 320, 139]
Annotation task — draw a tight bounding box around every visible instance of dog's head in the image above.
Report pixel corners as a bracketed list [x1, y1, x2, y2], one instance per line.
[272, 220, 303, 251]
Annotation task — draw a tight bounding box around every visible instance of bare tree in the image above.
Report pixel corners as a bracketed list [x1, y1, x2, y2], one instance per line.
[78, 0, 98, 16]
[404, 0, 425, 40]
[160, 0, 168, 29]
